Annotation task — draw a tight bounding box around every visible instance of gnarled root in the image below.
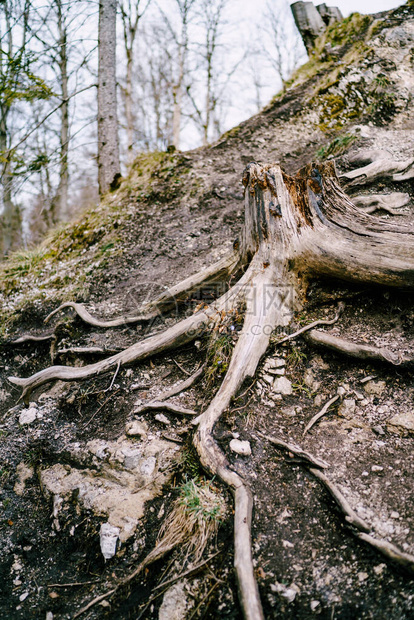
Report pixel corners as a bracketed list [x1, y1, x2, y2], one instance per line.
[340, 153, 414, 186]
[45, 251, 241, 328]
[353, 193, 410, 216]
[304, 329, 414, 366]
[8, 310, 210, 402]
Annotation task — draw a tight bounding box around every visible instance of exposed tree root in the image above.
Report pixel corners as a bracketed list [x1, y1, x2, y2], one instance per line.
[309, 468, 414, 573]
[11, 333, 55, 344]
[304, 329, 414, 366]
[10, 160, 414, 617]
[303, 394, 340, 437]
[353, 193, 410, 215]
[340, 153, 414, 186]
[133, 402, 197, 416]
[274, 303, 344, 346]
[257, 431, 330, 468]
[45, 251, 240, 328]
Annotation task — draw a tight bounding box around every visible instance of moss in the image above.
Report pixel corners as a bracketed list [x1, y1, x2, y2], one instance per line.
[316, 134, 357, 160]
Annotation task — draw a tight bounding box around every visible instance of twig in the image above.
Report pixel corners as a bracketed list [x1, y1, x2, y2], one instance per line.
[302, 394, 340, 438]
[73, 587, 117, 618]
[47, 580, 101, 588]
[356, 532, 414, 574]
[274, 303, 344, 346]
[106, 360, 121, 392]
[257, 431, 329, 468]
[82, 389, 119, 430]
[152, 551, 222, 592]
[170, 358, 192, 376]
[188, 581, 220, 620]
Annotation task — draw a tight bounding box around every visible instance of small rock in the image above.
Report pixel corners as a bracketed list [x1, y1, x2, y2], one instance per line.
[314, 394, 323, 407]
[100, 523, 120, 560]
[273, 377, 293, 396]
[265, 357, 285, 369]
[14, 462, 34, 496]
[122, 448, 141, 470]
[390, 511, 400, 519]
[372, 425, 385, 435]
[358, 572, 369, 582]
[46, 613, 54, 620]
[310, 600, 320, 612]
[362, 471, 369, 476]
[229, 439, 252, 456]
[140, 456, 157, 476]
[268, 368, 285, 376]
[19, 408, 37, 426]
[387, 412, 414, 435]
[159, 581, 189, 620]
[337, 386, 346, 397]
[270, 582, 299, 603]
[304, 369, 316, 389]
[262, 374, 275, 386]
[373, 563, 386, 575]
[364, 380, 386, 396]
[371, 465, 384, 473]
[155, 413, 170, 425]
[125, 420, 148, 437]
[354, 391, 364, 400]
[338, 398, 356, 417]
[360, 399, 369, 407]
[19, 592, 29, 602]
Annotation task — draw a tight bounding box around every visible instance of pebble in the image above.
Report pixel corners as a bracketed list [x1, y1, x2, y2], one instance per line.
[229, 439, 251, 456]
[371, 465, 384, 473]
[18, 408, 37, 426]
[19, 592, 29, 602]
[390, 511, 400, 519]
[270, 582, 299, 603]
[310, 600, 320, 611]
[338, 398, 356, 417]
[262, 374, 275, 386]
[373, 564, 386, 575]
[358, 572, 369, 582]
[125, 420, 148, 437]
[273, 377, 293, 396]
[372, 425, 385, 435]
[99, 523, 120, 560]
[155, 413, 170, 425]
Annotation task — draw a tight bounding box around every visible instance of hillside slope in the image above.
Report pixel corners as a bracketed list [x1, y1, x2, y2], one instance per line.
[1, 4, 414, 619]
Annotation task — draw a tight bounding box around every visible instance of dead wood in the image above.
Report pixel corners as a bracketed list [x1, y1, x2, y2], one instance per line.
[340, 154, 414, 186]
[257, 431, 330, 468]
[10, 159, 414, 618]
[353, 193, 411, 215]
[304, 329, 414, 366]
[133, 402, 197, 416]
[45, 252, 240, 328]
[303, 394, 340, 437]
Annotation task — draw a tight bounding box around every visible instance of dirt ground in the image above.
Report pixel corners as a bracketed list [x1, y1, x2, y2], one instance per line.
[1, 4, 414, 619]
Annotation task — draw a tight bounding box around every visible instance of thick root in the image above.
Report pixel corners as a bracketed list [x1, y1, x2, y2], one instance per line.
[304, 329, 414, 366]
[340, 154, 414, 186]
[8, 310, 210, 402]
[45, 251, 241, 328]
[353, 193, 410, 216]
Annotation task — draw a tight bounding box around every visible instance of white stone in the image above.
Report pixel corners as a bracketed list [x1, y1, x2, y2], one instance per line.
[122, 448, 141, 470]
[390, 511, 400, 519]
[338, 399, 356, 417]
[371, 465, 384, 472]
[310, 600, 320, 611]
[100, 523, 120, 560]
[387, 412, 414, 434]
[140, 456, 157, 476]
[262, 374, 274, 386]
[155, 413, 170, 425]
[229, 439, 251, 456]
[159, 581, 189, 620]
[19, 592, 29, 602]
[358, 572, 368, 582]
[125, 421, 148, 437]
[270, 582, 299, 603]
[273, 377, 293, 395]
[13, 462, 34, 496]
[19, 408, 37, 425]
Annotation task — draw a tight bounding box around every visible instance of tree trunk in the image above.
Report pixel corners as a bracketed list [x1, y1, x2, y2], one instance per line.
[54, 0, 69, 222]
[98, 0, 121, 194]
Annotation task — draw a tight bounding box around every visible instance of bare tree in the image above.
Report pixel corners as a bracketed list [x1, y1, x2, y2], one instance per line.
[98, 0, 120, 194]
[263, 0, 306, 89]
[119, 0, 152, 164]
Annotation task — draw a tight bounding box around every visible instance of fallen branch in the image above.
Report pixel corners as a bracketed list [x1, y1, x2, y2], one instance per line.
[304, 330, 414, 366]
[257, 431, 329, 468]
[302, 394, 340, 437]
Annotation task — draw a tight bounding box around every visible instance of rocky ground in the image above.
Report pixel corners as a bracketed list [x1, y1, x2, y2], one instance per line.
[1, 4, 414, 619]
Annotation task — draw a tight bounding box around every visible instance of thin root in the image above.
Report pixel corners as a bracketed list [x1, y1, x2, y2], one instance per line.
[302, 394, 340, 437]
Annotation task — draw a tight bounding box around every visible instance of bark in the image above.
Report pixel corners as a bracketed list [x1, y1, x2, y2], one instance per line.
[98, 0, 121, 194]
[53, 0, 69, 221]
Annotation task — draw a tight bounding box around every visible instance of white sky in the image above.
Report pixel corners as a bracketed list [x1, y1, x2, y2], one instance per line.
[319, 0, 404, 16]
